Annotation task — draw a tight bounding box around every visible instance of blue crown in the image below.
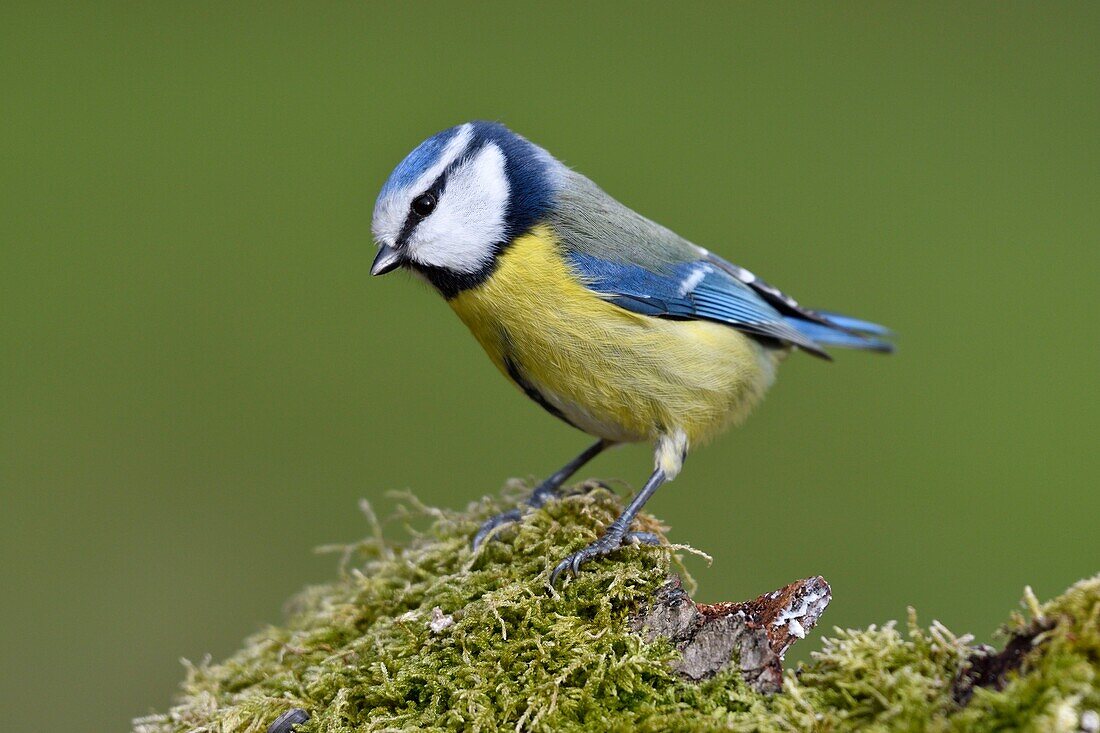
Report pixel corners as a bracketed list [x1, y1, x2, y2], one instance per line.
[379, 125, 464, 198]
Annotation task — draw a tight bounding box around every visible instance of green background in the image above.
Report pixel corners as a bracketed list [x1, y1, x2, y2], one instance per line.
[2, 3, 1097, 731]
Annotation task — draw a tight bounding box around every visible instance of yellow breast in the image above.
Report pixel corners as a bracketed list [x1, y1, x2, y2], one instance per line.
[448, 225, 781, 446]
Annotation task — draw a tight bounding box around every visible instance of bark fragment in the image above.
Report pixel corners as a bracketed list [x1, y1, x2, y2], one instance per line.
[632, 575, 832, 693]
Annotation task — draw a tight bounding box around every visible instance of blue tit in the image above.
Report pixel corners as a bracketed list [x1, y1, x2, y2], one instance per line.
[371, 121, 893, 584]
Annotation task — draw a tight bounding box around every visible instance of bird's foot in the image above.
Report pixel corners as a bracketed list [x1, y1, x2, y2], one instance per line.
[472, 481, 608, 550]
[549, 530, 661, 586]
[472, 508, 523, 550]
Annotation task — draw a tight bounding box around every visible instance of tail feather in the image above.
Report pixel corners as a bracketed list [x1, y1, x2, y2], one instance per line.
[785, 314, 895, 353]
[813, 310, 894, 336]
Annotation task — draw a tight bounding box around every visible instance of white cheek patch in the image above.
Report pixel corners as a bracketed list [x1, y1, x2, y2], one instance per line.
[406, 143, 510, 273]
[371, 123, 474, 246]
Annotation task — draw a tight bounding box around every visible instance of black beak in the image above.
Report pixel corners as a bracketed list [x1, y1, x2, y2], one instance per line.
[371, 244, 403, 276]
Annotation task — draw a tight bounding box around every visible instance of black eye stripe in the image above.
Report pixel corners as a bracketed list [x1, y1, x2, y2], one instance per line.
[394, 169, 450, 248]
[391, 142, 491, 249]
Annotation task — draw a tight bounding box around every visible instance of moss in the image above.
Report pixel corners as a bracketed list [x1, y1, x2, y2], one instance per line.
[134, 482, 1100, 733]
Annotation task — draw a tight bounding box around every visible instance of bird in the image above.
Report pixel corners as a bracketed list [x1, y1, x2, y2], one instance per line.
[370, 121, 893, 585]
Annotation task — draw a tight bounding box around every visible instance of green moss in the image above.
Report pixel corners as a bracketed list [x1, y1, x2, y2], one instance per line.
[134, 482, 1100, 733]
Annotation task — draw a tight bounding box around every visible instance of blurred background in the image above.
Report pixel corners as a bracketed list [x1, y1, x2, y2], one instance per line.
[2, 2, 1098, 730]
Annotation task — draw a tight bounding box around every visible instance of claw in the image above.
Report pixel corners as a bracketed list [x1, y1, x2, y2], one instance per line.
[548, 557, 573, 587]
[471, 508, 523, 550]
[267, 709, 309, 733]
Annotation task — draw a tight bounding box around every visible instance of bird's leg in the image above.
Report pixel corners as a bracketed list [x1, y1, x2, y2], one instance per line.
[472, 439, 613, 550]
[549, 467, 667, 585]
[550, 430, 687, 584]
[525, 439, 613, 508]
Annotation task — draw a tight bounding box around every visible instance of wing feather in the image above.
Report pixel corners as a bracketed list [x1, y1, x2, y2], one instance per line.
[566, 251, 829, 358]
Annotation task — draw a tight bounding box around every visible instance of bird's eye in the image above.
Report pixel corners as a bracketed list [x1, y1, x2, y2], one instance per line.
[411, 193, 437, 217]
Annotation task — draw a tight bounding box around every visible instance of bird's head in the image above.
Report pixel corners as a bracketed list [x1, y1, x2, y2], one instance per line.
[371, 121, 560, 296]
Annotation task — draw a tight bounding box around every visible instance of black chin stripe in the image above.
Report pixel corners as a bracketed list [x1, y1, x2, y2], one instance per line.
[412, 219, 547, 298]
[411, 260, 495, 299]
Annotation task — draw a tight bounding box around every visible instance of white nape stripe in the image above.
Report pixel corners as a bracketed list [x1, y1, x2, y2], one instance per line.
[408, 123, 474, 198]
[406, 142, 510, 273]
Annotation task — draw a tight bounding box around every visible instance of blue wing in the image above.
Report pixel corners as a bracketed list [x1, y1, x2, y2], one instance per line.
[566, 251, 832, 357]
[566, 251, 893, 358]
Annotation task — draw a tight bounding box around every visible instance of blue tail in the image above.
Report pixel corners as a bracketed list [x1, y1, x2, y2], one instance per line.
[785, 311, 895, 353]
